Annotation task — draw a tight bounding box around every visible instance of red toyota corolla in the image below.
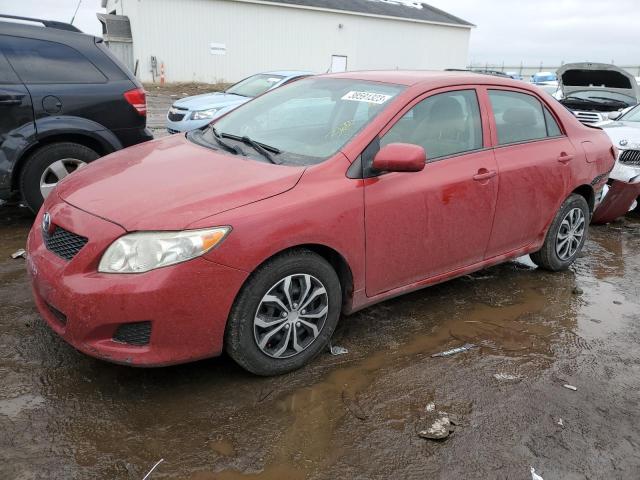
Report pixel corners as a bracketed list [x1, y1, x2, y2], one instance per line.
[27, 72, 615, 375]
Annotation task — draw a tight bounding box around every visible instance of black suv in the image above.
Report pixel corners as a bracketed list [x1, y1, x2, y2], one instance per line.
[0, 15, 152, 212]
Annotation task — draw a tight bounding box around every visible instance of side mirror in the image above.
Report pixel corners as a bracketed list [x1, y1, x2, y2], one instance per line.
[372, 143, 426, 173]
[607, 111, 621, 120]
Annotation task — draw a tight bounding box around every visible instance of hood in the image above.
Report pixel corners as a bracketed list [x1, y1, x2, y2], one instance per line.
[56, 135, 305, 231]
[558, 62, 640, 100]
[600, 121, 640, 149]
[173, 92, 249, 111]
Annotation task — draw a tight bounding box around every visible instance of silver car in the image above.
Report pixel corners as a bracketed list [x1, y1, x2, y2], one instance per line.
[166, 70, 312, 133]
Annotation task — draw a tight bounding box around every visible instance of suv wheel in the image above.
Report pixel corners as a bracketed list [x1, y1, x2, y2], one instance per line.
[20, 142, 99, 213]
[530, 194, 589, 271]
[225, 249, 342, 376]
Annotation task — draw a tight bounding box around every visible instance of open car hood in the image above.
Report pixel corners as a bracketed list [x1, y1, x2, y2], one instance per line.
[56, 135, 305, 231]
[558, 62, 640, 101]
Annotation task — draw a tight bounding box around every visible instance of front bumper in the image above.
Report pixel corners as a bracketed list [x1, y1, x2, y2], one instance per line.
[166, 115, 211, 134]
[26, 198, 248, 366]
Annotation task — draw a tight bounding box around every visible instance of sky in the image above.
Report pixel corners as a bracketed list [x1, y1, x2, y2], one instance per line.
[2, 0, 639, 67]
[426, 0, 640, 67]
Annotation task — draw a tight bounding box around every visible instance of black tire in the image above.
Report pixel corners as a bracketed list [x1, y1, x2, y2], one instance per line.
[225, 249, 342, 376]
[20, 142, 100, 213]
[530, 194, 589, 271]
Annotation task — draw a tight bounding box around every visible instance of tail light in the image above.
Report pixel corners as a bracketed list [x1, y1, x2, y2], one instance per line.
[123, 88, 147, 116]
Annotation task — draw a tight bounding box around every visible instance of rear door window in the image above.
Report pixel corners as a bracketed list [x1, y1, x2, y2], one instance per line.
[0, 47, 20, 83]
[381, 89, 483, 160]
[1, 36, 106, 84]
[488, 90, 549, 145]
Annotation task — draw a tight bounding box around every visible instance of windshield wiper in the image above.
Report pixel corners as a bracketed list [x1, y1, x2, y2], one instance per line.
[565, 95, 627, 107]
[211, 127, 245, 156]
[588, 96, 629, 107]
[564, 96, 597, 104]
[220, 133, 281, 164]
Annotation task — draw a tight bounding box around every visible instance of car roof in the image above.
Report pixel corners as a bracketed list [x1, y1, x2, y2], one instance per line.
[262, 70, 314, 77]
[318, 70, 537, 89]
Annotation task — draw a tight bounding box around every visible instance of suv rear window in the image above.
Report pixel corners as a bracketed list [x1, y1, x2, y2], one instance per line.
[0, 35, 106, 84]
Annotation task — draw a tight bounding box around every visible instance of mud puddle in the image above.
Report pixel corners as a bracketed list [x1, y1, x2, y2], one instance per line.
[1, 206, 640, 479]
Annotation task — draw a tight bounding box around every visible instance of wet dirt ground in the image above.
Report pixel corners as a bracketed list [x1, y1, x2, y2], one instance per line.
[144, 83, 228, 138]
[1, 204, 640, 480]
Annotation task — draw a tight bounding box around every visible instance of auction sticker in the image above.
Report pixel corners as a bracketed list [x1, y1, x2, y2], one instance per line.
[342, 91, 392, 104]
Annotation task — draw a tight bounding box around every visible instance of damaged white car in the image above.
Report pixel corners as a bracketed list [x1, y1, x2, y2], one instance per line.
[592, 104, 640, 223]
[557, 62, 639, 125]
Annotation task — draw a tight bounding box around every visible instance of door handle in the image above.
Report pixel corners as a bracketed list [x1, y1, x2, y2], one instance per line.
[557, 153, 574, 164]
[0, 95, 23, 106]
[473, 169, 497, 181]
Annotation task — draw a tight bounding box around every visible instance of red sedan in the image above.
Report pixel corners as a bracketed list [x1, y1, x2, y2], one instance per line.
[26, 72, 615, 375]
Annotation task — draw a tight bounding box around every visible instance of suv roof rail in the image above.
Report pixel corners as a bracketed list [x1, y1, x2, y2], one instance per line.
[0, 14, 82, 33]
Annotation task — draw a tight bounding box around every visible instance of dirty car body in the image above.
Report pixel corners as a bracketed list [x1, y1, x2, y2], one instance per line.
[592, 104, 640, 223]
[26, 72, 615, 373]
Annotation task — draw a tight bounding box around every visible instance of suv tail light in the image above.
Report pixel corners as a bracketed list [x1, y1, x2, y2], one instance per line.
[123, 88, 147, 116]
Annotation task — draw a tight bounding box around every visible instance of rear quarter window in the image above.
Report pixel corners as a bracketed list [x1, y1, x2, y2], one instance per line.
[1, 35, 107, 84]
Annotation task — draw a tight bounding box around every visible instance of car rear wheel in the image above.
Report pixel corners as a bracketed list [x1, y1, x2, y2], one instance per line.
[225, 249, 342, 376]
[530, 193, 589, 271]
[20, 142, 99, 213]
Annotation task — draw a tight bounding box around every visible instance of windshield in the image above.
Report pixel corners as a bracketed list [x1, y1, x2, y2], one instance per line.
[620, 104, 640, 121]
[204, 77, 405, 165]
[565, 90, 637, 105]
[226, 74, 285, 97]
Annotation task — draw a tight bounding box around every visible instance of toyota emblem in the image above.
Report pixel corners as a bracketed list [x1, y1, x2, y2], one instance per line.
[42, 212, 53, 234]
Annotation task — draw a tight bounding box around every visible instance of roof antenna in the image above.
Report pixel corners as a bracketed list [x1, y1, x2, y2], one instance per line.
[70, 0, 82, 25]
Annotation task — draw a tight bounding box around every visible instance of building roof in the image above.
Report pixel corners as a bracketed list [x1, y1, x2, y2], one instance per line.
[101, 0, 473, 27]
[252, 0, 474, 27]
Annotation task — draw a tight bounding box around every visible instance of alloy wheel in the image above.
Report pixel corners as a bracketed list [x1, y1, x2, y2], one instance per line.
[253, 274, 329, 359]
[556, 207, 585, 260]
[39, 158, 87, 199]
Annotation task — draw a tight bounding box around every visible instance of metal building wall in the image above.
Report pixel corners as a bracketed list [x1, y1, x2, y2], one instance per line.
[104, 0, 471, 83]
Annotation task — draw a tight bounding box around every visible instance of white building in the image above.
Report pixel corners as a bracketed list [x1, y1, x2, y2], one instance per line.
[99, 0, 473, 84]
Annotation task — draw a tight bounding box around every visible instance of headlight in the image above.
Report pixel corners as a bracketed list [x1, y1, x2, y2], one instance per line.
[98, 227, 230, 274]
[191, 108, 219, 120]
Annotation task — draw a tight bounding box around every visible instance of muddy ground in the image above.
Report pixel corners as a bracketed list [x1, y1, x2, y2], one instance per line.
[1, 202, 640, 480]
[144, 82, 228, 138]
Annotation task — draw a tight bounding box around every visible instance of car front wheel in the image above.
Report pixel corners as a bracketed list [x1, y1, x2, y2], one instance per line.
[530, 193, 589, 271]
[225, 249, 342, 376]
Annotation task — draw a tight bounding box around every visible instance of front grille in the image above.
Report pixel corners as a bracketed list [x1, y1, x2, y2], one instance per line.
[46, 303, 67, 326]
[619, 149, 640, 166]
[113, 321, 152, 346]
[167, 107, 187, 121]
[573, 111, 603, 124]
[43, 227, 88, 261]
